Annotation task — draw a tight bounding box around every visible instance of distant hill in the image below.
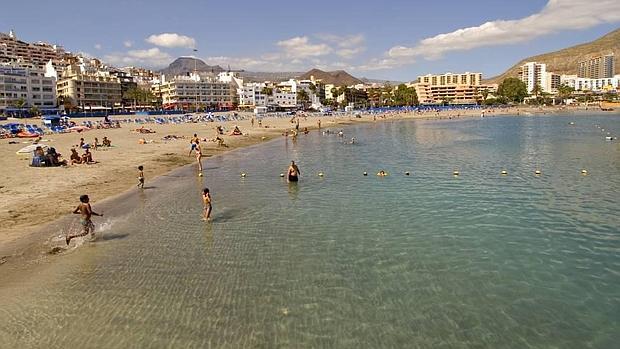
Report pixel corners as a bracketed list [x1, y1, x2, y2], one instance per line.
[160, 57, 224, 76]
[486, 28, 620, 84]
[298, 69, 364, 86]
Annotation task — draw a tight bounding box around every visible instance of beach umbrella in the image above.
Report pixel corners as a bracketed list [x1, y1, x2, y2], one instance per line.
[16, 144, 48, 154]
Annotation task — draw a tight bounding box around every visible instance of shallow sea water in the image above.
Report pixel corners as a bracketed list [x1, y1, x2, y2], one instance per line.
[0, 114, 619, 348]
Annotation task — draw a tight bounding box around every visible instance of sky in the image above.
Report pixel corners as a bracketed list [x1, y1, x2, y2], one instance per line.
[1, 0, 619, 81]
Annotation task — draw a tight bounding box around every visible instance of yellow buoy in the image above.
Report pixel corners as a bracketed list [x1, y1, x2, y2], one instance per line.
[198, 173, 203, 177]
[363, 172, 368, 176]
[534, 170, 541, 176]
[581, 169, 588, 175]
[453, 170, 460, 176]
[280, 173, 285, 177]
[318, 172, 324, 177]
[405, 171, 410, 176]
[501, 170, 508, 175]
[241, 173, 246, 178]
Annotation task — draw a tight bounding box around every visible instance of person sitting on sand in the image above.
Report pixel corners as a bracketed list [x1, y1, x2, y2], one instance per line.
[230, 125, 243, 136]
[102, 137, 111, 147]
[215, 136, 228, 147]
[66, 194, 102, 244]
[81, 148, 94, 164]
[45, 147, 66, 166]
[70, 148, 82, 165]
[31, 146, 46, 167]
[303, 127, 309, 135]
[216, 125, 224, 135]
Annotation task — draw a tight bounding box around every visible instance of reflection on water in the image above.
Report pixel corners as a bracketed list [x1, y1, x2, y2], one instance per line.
[0, 115, 619, 348]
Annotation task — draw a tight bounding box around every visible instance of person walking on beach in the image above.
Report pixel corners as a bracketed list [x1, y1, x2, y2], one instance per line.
[202, 188, 212, 221]
[195, 140, 203, 173]
[137, 165, 145, 189]
[188, 133, 199, 156]
[287, 161, 301, 182]
[66, 195, 103, 245]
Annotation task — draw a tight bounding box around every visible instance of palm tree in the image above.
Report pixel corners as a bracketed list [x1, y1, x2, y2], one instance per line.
[297, 89, 310, 110]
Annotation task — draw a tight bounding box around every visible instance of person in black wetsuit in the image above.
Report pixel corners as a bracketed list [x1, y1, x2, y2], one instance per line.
[287, 161, 300, 182]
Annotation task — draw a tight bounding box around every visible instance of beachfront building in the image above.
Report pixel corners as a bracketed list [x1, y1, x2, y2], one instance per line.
[413, 84, 480, 105]
[56, 64, 122, 110]
[578, 54, 615, 79]
[0, 63, 57, 114]
[517, 63, 560, 94]
[238, 83, 270, 108]
[412, 72, 483, 105]
[0, 30, 74, 69]
[417, 72, 482, 86]
[158, 73, 234, 110]
[560, 74, 620, 92]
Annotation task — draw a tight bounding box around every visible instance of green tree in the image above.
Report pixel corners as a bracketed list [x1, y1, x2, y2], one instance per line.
[29, 106, 41, 117]
[557, 84, 574, 103]
[297, 89, 310, 109]
[124, 86, 156, 107]
[497, 77, 528, 103]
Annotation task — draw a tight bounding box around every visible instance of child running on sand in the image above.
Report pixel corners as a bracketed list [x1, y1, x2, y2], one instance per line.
[137, 165, 145, 189]
[202, 188, 212, 221]
[66, 195, 103, 244]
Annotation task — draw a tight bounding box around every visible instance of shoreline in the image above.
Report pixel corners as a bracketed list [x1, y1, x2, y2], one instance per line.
[0, 105, 617, 266]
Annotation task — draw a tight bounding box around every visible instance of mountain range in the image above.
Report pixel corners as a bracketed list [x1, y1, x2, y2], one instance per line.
[486, 28, 620, 84]
[159, 58, 370, 86]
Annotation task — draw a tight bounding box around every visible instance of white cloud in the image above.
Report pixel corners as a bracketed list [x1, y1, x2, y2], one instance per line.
[123, 40, 133, 48]
[315, 33, 366, 58]
[104, 48, 172, 68]
[94, 44, 102, 50]
[277, 36, 332, 59]
[387, 0, 620, 61]
[146, 33, 196, 48]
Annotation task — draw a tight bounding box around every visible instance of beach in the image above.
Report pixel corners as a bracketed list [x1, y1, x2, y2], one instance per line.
[0, 105, 610, 260]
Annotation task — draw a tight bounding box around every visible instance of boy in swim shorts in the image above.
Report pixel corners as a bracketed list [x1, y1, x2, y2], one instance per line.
[66, 194, 103, 244]
[137, 165, 145, 189]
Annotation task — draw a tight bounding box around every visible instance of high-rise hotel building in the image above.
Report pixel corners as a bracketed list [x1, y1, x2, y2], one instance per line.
[578, 54, 615, 79]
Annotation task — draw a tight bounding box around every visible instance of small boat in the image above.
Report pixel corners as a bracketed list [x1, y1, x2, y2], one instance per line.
[605, 136, 615, 141]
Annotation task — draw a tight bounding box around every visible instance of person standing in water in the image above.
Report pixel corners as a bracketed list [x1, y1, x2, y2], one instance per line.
[202, 188, 212, 221]
[66, 194, 103, 244]
[287, 161, 301, 182]
[195, 140, 203, 173]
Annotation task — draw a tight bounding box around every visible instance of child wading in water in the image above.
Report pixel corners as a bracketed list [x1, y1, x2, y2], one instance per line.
[66, 195, 103, 244]
[137, 165, 145, 189]
[202, 188, 212, 221]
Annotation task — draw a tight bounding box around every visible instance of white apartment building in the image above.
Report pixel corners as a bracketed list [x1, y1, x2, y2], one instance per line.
[417, 72, 482, 86]
[519, 62, 548, 94]
[159, 73, 234, 110]
[560, 74, 620, 92]
[0, 63, 57, 113]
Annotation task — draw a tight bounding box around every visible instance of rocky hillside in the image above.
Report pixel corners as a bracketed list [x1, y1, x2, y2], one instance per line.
[160, 57, 224, 76]
[298, 69, 363, 86]
[486, 28, 620, 84]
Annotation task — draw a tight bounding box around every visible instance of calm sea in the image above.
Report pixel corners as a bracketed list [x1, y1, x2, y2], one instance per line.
[1, 114, 618, 348]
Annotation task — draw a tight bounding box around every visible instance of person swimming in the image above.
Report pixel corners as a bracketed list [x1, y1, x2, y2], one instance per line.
[377, 170, 388, 176]
[287, 161, 300, 182]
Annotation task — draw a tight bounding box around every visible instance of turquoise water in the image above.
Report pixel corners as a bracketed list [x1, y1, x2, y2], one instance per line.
[1, 115, 619, 348]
